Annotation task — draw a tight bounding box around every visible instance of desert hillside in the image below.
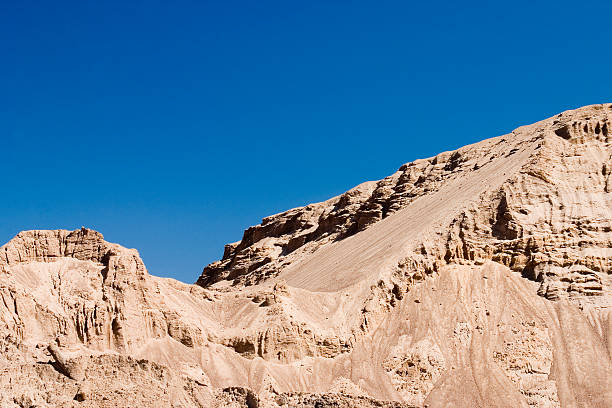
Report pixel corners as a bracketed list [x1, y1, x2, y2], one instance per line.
[1, 104, 611, 407]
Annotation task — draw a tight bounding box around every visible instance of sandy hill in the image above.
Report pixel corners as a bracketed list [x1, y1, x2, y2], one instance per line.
[1, 104, 611, 407]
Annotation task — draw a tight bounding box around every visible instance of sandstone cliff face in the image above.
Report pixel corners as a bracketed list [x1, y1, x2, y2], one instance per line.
[1, 104, 612, 407]
[199, 105, 612, 305]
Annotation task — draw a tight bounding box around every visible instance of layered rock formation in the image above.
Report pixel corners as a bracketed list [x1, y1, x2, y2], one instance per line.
[1, 104, 611, 407]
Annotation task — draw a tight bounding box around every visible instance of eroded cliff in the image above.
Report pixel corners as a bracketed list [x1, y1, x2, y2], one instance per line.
[1, 104, 611, 407]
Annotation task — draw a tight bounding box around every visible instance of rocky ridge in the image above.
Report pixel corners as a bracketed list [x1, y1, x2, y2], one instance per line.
[199, 105, 612, 307]
[1, 104, 611, 407]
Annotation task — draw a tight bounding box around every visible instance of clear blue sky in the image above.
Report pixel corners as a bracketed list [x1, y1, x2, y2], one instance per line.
[2, 1, 611, 282]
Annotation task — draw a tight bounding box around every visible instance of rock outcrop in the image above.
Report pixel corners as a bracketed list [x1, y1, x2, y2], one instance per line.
[1, 104, 612, 407]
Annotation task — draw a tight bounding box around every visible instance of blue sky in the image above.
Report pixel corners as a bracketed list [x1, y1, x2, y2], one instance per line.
[2, 1, 611, 282]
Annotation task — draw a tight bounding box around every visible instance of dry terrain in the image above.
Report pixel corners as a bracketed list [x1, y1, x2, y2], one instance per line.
[1, 104, 611, 407]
